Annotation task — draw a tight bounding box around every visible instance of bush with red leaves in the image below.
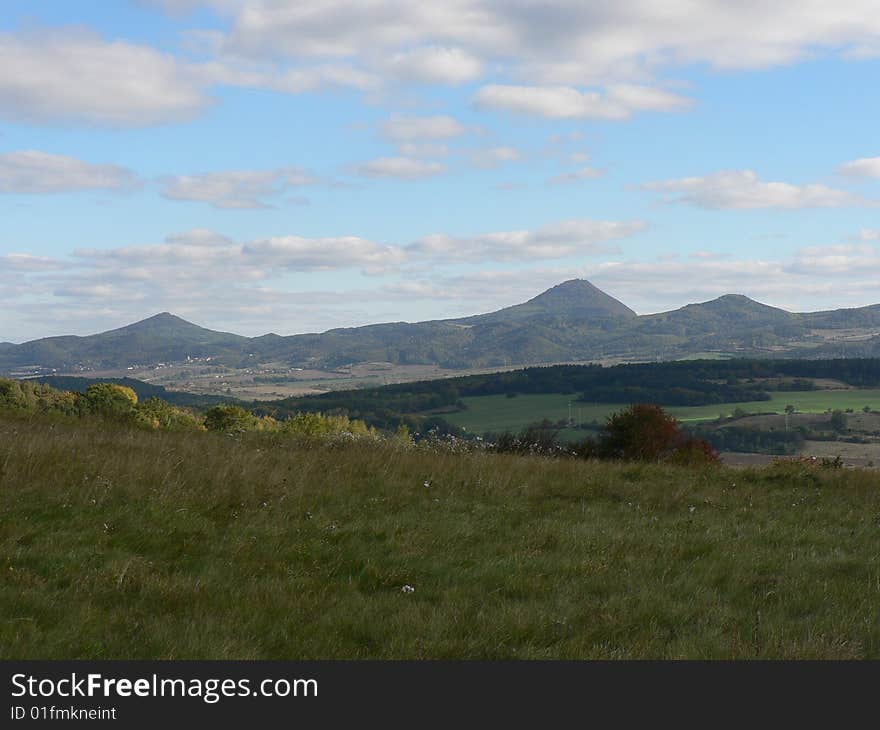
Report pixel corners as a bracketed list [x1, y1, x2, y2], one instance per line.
[591, 403, 720, 465]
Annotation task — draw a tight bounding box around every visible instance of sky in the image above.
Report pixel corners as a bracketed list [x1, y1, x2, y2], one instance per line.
[2, 1, 880, 342]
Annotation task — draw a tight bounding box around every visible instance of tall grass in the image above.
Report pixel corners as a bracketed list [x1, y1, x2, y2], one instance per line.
[2, 412, 880, 659]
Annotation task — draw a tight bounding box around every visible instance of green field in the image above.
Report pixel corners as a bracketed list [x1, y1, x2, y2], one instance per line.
[4, 413, 880, 659]
[443, 389, 880, 436]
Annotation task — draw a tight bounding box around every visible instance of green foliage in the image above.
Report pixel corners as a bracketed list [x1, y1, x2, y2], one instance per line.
[266, 359, 880, 436]
[203, 405, 263, 433]
[281, 411, 375, 439]
[35, 375, 224, 408]
[0, 377, 84, 415]
[84, 383, 138, 418]
[689, 425, 804, 455]
[134, 397, 204, 432]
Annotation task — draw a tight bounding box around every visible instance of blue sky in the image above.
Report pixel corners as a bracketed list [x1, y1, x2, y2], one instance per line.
[1, 1, 879, 341]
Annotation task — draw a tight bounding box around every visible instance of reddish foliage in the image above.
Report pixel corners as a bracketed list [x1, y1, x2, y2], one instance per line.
[667, 435, 721, 466]
[598, 403, 719, 465]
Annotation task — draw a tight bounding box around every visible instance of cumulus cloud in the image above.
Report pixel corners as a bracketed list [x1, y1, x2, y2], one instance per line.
[243, 236, 407, 274]
[0, 28, 211, 126]
[473, 84, 690, 120]
[839, 157, 880, 178]
[160, 168, 318, 208]
[0, 151, 138, 194]
[381, 115, 467, 142]
[13, 3, 880, 129]
[383, 46, 484, 84]
[354, 157, 446, 179]
[644, 169, 872, 209]
[68, 228, 407, 287]
[208, 1, 880, 83]
[407, 219, 645, 263]
[0, 26, 381, 128]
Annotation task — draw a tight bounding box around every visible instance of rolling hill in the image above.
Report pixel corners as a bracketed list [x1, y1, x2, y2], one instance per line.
[4, 279, 880, 374]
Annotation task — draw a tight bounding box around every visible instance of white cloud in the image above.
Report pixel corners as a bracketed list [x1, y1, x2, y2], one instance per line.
[355, 157, 446, 179]
[208, 1, 880, 81]
[243, 235, 407, 274]
[787, 243, 880, 275]
[384, 46, 484, 84]
[470, 146, 522, 168]
[644, 169, 872, 209]
[13, 2, 880, 130]
[0, 29, 211, 126]
[0, 253, 66, 271]
[160, 168, 317, 208]
[69, 229, 407, 283]
[268, 64, 381, 93]
[0, 151, 138, 194]
[473, 84, 690, 119]
[839, 157, 880, 178]
[381, 114, 467, 142]
[407, 219, 645, 263]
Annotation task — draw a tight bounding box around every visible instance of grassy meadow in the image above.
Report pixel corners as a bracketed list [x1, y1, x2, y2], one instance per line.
[3, 412, 880, 659]
[444, 389, 880, 436]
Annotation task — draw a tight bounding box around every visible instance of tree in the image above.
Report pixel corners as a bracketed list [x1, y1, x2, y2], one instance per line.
[829, 410, 847, 433]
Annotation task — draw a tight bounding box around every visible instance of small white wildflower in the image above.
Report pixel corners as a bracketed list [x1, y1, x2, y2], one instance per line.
[423, 480, 431, 488]
[688, 506, 696, 514]
[401, 584, 415, 594]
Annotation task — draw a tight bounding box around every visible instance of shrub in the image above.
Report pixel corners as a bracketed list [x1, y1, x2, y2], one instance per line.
[829, 410, 848, 433]
[666, 436, 721, 466]
[204, 405, 262, 433]
[281, 412, 374, 438]
[596, 403, 719, 465]
[597, 404, 682, 461]
[84, 383, 138, 418]
[135, 398, 204, 432]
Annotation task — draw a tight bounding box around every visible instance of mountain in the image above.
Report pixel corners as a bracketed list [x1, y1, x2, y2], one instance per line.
[2, 312, 249, 372]
[3, 280, 880, 374]
[460, 279, 636, 325]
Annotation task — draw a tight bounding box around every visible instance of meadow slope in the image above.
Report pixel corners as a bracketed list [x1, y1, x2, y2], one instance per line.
[2, 414, 880, 659]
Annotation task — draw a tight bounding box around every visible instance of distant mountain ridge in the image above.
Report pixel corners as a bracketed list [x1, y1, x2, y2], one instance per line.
[3, 279, 880, 374]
